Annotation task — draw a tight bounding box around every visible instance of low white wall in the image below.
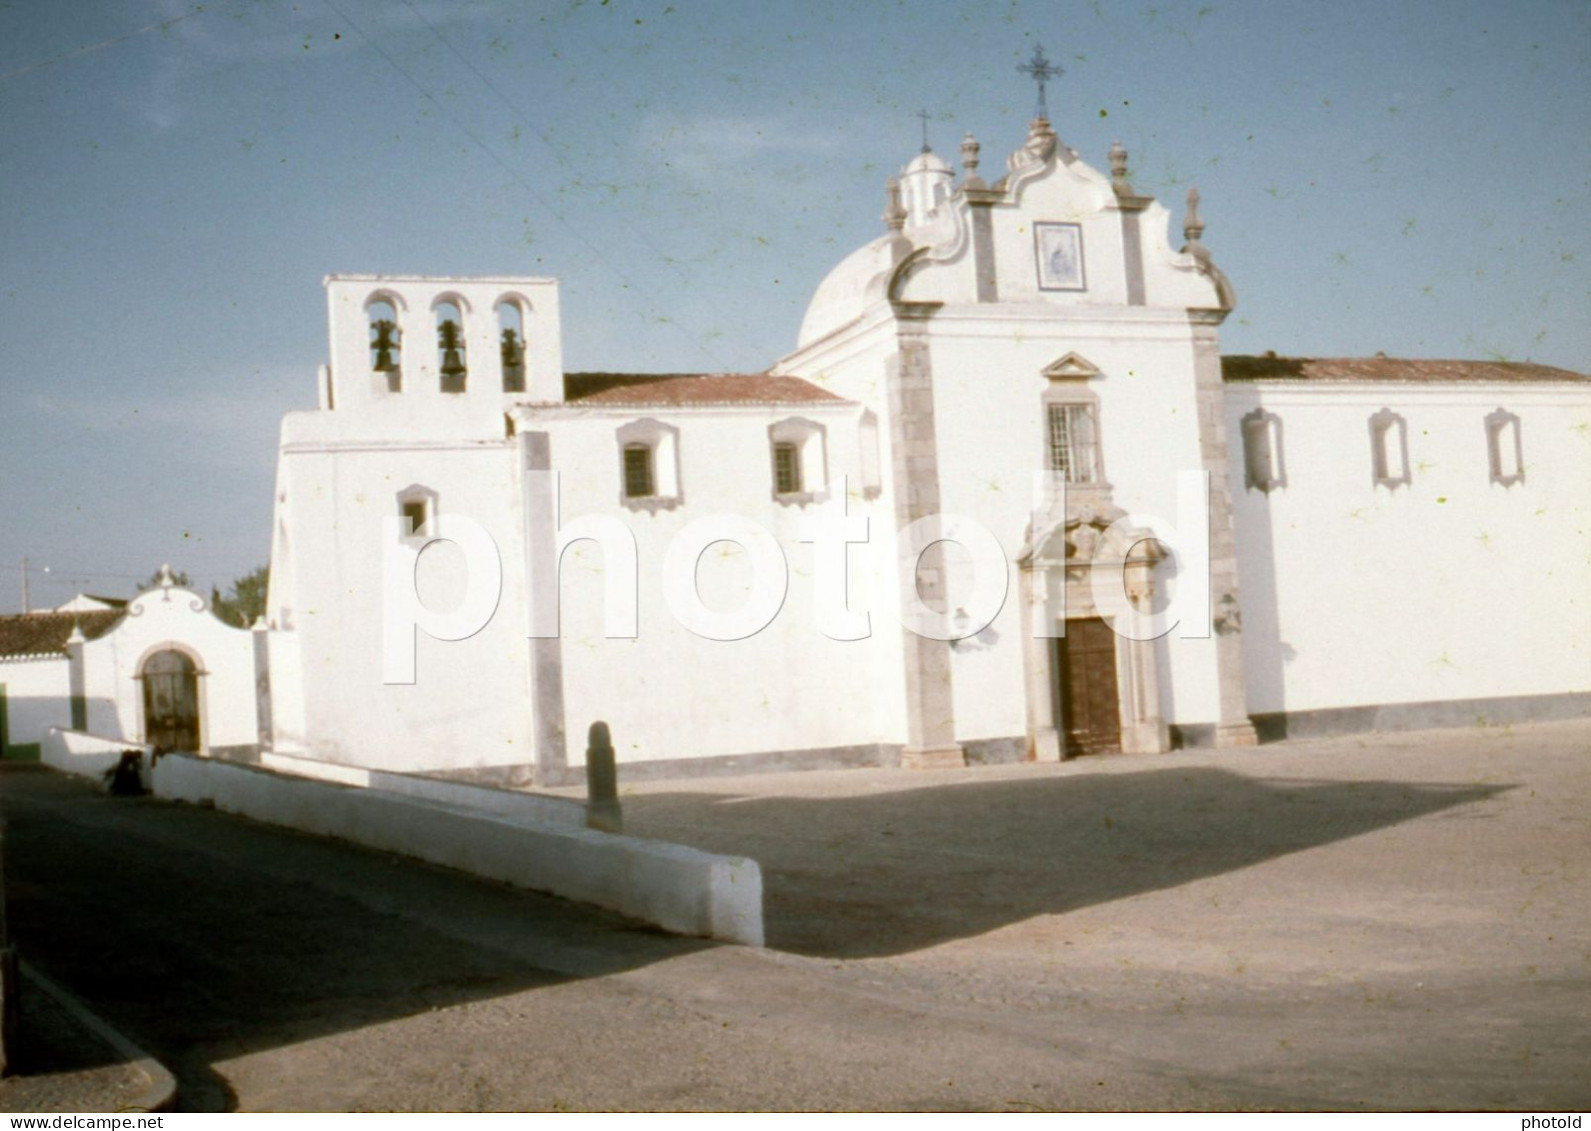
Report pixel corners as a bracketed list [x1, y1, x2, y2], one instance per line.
[1, 656, 71, 752]
[150, 752, 762, 946]
[41, 728, 152, 781]
[259, 749, 586, 828]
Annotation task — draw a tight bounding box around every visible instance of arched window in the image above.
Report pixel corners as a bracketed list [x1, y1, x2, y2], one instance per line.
[768, 417, 828, 504]
[1369, 408, 1410, 490]
[497, 299, 527, 394]
[367, 296, 402, 392]
[1485, 408, 1524, 487]
[396, 483, 439, 541]
[1241, 408, 1286, 493]
[435, 299, 467, 393]
[616, 419, 681, 511]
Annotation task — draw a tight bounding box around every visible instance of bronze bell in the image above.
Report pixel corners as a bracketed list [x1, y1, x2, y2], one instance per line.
[438, 320, 467, 378]
[372, 319, 399, 373]
[501, 327, 524, 370]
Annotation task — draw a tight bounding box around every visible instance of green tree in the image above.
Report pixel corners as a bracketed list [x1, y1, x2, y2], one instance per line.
[211, 566, 269, 628]
[136, 566, 191, 591]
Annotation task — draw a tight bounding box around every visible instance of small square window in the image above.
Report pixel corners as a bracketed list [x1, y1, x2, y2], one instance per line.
[395, 485, 438, 540]
[623, 445, 654, 499]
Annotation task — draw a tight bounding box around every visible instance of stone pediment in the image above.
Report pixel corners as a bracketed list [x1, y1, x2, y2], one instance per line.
[1042, 352, 1102, 381]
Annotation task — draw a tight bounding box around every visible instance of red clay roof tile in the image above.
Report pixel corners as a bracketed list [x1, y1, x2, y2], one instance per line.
[1223, 355, 1591, 384]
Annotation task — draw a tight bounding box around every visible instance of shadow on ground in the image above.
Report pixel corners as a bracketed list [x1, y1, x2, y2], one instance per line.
[0, 766, 709, 1110]
[619, 766, 1509, 957]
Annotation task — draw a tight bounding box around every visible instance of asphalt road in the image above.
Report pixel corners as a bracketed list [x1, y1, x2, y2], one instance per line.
[2, 719, 1588, 1111]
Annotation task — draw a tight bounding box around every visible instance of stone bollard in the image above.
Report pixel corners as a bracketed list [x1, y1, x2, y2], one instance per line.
[585, 721, 622, 834]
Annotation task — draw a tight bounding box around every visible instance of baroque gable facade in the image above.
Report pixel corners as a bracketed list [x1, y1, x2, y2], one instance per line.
[241, 112, 1591, 784]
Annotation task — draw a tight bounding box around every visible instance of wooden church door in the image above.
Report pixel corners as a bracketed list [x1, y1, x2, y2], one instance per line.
[1056, 617, 1122, 757]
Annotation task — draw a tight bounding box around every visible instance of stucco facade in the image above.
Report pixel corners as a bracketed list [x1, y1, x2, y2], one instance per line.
[252, 113, 1590, 783]
[0, 579, 257, 758]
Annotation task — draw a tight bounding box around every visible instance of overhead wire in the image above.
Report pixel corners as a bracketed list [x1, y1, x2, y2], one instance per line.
[322, 0, 741, 372]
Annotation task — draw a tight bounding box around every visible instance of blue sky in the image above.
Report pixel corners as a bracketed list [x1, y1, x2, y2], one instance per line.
[2, 0, 1588, 612]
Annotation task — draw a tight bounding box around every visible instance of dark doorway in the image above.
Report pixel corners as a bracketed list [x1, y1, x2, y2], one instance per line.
[142, 649, 200, 752]
[1056, 616, 1121, 757]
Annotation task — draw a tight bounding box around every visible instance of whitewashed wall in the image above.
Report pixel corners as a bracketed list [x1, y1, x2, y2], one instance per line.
[271, 413, 533, 772]
[0, 654, 71, 753]
[531, 401, 897, 768]
[1227, 382, 1591, 714]
[78, 585, 257, 752]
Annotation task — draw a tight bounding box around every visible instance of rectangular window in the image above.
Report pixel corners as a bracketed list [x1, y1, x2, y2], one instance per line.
[1047, 404, 1100, 485]
[623, 445, 654, 499]
[773, 442, 802, 494]
[399, 499, 428, 536]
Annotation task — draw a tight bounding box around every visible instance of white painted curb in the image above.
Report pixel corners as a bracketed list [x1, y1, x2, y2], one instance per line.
[149, 752, 763, 946]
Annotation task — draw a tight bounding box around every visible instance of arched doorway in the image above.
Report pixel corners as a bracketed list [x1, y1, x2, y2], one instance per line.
[142, 649, 200, 752]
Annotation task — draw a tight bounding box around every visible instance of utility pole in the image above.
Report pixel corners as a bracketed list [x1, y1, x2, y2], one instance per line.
[18, 557, 27, 615]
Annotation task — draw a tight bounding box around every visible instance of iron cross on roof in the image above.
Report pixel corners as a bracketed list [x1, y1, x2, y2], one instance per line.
[915, 108, 932, 153]
[1017, 43, 1062, 119]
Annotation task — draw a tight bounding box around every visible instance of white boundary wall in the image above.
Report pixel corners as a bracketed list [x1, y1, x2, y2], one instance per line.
[41, 728, 152, 780]
[258, 749, 585, 828]
[148, 752, 762, 945]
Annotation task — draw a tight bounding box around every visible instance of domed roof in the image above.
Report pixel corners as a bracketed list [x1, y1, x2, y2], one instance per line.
[796, 234, 901, 349]
[903, 149, 953, 177]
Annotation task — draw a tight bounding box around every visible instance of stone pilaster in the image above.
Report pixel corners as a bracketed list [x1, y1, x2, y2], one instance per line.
[885, 306, 963, 769]
[519, 431, 570, 785]
[1189, 316, 1258, 746]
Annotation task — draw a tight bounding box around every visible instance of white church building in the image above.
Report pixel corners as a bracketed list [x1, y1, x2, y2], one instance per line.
[243, 107, 1591, 786]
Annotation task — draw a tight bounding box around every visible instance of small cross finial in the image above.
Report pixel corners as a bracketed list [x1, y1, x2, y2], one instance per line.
[915, 108, 932, 154]
[1017, 43, 1062, 120]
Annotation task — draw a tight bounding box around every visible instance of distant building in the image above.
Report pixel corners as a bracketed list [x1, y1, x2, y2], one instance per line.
[255, 111, 1591, 784]
[0, 569, 257, 760]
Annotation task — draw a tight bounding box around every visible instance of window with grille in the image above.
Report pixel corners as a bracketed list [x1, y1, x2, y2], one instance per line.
[773, 442, 802, 495]
[1047, 403, 1101, 485]
[623, 445, 654, 499]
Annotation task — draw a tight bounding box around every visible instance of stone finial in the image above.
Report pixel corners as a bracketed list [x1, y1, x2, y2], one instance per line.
[1109, 139, 1134, 194]
[157, 562, 176, 601]
[883, 176, 907, 232]
[960, 131, 981, 176]
[1184, 187, 1205, 245]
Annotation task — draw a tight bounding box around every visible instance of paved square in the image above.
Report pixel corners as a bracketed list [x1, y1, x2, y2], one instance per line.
[572, 719, 1591, 1109]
